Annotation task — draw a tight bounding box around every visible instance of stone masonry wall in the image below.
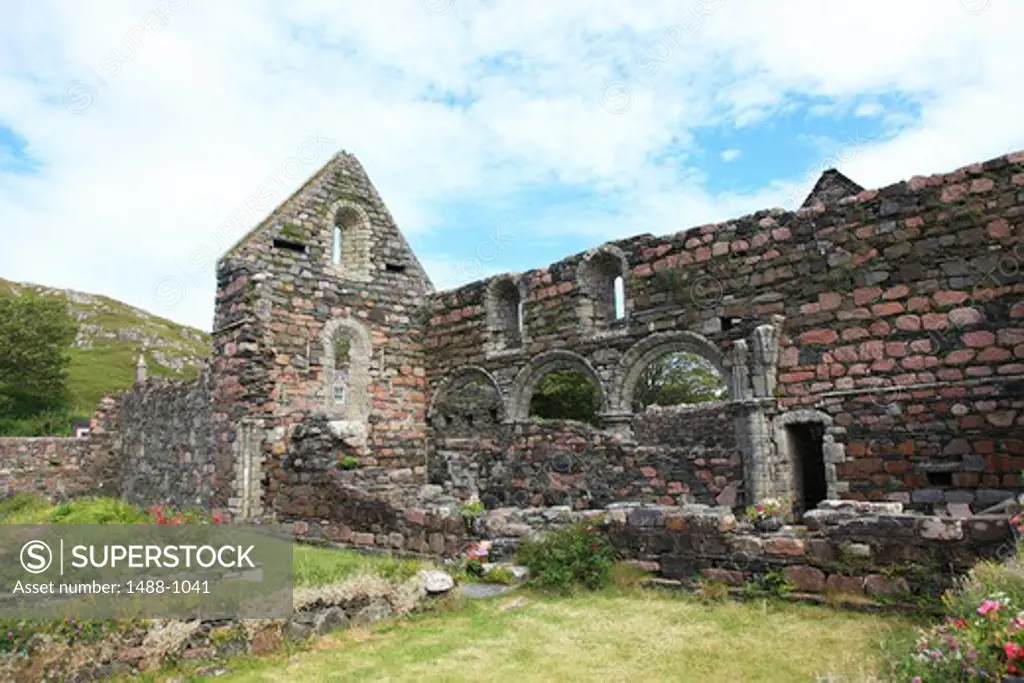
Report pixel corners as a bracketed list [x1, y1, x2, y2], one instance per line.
[484, 500, 1017, 603]
[118, 368, 217, 510]
[0, 437, 92, 501]
[429, 403, 744, 510]
[424, 149, 1024, 511]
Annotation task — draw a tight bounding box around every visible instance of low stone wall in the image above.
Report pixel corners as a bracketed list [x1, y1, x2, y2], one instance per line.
[0, 437, 93, 501]
[478, 500, 1016, 603]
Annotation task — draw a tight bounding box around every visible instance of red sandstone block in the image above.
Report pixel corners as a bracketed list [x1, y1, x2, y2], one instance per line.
[963, 331, 996, 347]
[988, 219, 1012, 239]
[905, 216, 925, 228]
[765, 537, 805, 557]
[999, 363, 1024, 375]
[826, 574, 866, 596]
[970, 178, 996, 193]
[801, 303, 821, 315]
[894, 315, 921, 332]
[941, 184, 968, 202]
[907, 296, 931, 313]
[872, 359, 896, 372]
[852, 249, 877, 266]
[873, 302, 905, 316]
[865, 575, 909, 598]
[945, 349, 977, 364]
[998, 329, 1024, 345]
[934, 290, 968, 307]
[842, 327, 869, 341]
[870, 320, 892, 337]
[819, 292, 843, 310]
[772, 227, 791, 241]
[901, 356, 926, 370]
[780, 371, 816, 383]
[853, 287, 883, 305]
[884, 285, 910, 300]
[885, 341, 908, 358]
[701, 568, 746, 586]
[1014, 173, 1024, 186]
[801, 329, 838, 345]
[979, 347, 1012, 362]
[783, 565, 825, 592]
[858, 340, 885, 361]
[712, 242, 729, 256]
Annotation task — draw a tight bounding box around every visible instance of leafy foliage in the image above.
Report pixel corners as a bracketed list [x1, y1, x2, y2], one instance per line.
[529, 369, 601, 425]
[516, 521, 616, 593]
[0, 293, 77, 431]
[633, 352, 726, 410]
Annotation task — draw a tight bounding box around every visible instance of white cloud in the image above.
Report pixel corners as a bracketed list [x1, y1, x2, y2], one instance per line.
[0, 0, 1021, 330]
[720, 148, 742, 162]
[855, 101, 884, 118]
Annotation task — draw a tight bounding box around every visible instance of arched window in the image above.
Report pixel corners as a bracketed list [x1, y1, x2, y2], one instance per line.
[322, 318, 372, 422]
[613, 275, 625, 320]
[485, 277, 524, 351]
[578, 248, 628, 330]
[327, 200, 372, 281]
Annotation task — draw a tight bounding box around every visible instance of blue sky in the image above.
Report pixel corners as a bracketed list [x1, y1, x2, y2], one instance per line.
[0, 0, 1021, 330]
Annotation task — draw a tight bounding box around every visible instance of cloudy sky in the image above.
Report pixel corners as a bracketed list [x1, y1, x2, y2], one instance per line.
[1, 0, 1021, 331]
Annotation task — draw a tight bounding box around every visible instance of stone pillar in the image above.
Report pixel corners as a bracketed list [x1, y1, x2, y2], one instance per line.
[134, 355, 148, 384]
[598, 411, 634, 439]
[733, 399, 777, 507]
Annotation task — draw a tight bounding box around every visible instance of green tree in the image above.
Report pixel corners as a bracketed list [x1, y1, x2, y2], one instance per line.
[0, 293, 77, 420]
[529, 369, 601, 425]
[633, 352, 726, 410]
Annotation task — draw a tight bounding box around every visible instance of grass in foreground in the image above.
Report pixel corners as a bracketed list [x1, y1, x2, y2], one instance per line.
[157, 590, 917, 683]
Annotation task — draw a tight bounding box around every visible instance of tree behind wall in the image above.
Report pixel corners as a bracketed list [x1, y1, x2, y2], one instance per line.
[633, 352, 727, 410]
[0, 293, 77, 435]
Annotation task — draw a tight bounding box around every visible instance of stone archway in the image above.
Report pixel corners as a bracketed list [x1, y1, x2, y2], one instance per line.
[427, 366, 506, 429]
[614, 330, 728, 414]
[772, 409, 846, 515]
[508, 350, 607, 421]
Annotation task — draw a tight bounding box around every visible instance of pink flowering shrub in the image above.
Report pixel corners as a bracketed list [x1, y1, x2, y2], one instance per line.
[896, 594, 1024, 681]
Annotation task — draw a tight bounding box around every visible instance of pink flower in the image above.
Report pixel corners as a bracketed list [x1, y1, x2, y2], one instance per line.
[912, 677, 922, 683]
[1006, 642, 1023, 659]
[978, 599, 1002, 615]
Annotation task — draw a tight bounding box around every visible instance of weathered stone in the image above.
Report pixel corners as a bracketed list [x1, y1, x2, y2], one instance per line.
[783, 565, 826, 592]
[420, 569, 455, 594]
[864, 575, 910, 598]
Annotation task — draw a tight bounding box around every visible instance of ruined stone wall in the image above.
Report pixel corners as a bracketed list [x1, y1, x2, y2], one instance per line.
[424, 149, 1024, 511]
[118, 368, 217, 510]
[0, 437, 92, 501]
[212, 152, 434, 522]
[429, 404, 743, 510]
[484, 500, 1016, 603]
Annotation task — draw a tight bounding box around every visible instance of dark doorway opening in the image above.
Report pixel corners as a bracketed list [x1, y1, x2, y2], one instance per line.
[789, 422, 827, 515]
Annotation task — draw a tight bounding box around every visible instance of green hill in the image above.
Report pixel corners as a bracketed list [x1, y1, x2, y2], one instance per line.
[0, 278, 210, 414]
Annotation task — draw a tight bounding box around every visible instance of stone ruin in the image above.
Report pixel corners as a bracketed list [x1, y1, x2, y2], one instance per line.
[2, 147, 1023, 602]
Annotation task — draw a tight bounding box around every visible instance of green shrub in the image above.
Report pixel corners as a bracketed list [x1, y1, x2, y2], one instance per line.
[515, 521, 616, 593]
[339, 455, 359, 470]
[459, 500, 485, 520]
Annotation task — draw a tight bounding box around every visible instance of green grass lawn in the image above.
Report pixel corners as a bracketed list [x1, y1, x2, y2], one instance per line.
[165, 590, 917, 683]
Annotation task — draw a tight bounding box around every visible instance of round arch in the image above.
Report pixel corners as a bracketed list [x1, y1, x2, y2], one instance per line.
[321, 317, 373, 422]
[427, 366, 505, 422]
[326, 198, 373, 281]
[614, 330, 728, 413]
[508, 350, 606, 421]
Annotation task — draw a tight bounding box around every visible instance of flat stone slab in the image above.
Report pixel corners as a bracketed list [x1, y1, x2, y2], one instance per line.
[459, 583, 519, 599]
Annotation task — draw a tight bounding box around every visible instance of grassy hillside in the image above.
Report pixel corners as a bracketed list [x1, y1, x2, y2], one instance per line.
[0, 277, 210, 414]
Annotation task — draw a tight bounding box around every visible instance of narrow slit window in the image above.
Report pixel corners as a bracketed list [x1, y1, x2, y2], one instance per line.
[517, 299, 525, 334]
[613, 275, 625, 320]
[332, 226, 343, 265]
